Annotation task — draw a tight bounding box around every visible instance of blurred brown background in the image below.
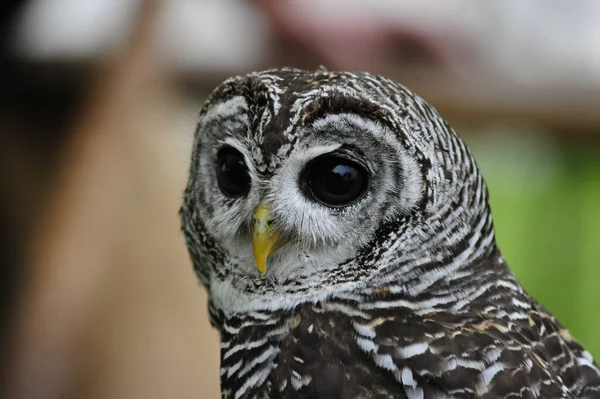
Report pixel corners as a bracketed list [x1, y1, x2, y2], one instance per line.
[1, 1, 600, 398]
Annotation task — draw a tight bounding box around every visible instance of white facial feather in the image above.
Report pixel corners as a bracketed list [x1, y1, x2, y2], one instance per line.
[197, 113, 428, 314]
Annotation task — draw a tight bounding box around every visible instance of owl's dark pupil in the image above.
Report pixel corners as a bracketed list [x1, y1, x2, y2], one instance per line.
[216, 147, 250, 197]
[303, 155, 369, 207]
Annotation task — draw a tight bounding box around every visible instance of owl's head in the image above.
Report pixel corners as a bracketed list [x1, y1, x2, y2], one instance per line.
[181, 68, 496, 313]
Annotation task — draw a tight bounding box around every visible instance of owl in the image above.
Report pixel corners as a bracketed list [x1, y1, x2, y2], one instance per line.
[180, 67, 600, 398]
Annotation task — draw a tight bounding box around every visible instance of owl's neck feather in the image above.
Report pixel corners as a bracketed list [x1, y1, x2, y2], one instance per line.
[209, 238, 508, 318]
[210, 273, 367, 315]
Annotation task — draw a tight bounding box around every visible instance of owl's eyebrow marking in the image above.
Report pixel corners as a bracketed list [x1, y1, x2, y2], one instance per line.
[301, 94, 394, 131]
[326, 144, 369, 165]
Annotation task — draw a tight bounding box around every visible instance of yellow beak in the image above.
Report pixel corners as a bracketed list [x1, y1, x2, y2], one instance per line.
[252, 203, 281, 275]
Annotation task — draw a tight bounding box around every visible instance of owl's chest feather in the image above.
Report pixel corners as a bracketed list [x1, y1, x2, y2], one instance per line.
[216, 298, 600, 399]
[219, 304, 406, 399]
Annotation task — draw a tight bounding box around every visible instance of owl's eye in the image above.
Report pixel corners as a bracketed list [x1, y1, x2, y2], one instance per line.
[302, 155, 369, 207]
[216, 147, 251, 197]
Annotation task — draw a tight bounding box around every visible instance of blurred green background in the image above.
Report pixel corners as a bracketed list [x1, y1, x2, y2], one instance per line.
[467, 128, 600, 358]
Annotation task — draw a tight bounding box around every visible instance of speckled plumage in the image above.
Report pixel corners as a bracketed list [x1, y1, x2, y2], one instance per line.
[180, 67, 600, 398]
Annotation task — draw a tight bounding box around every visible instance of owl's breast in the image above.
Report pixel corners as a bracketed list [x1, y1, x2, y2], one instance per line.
[219, 303, 407, 399]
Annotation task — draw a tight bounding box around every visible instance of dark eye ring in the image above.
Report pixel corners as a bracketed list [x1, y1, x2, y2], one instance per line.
[216, 146, 251, 198]
[301, 154, 369, 207]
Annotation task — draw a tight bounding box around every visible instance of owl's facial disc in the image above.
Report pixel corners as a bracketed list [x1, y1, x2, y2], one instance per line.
[200, 112, 424, 281]
[190, 89, 424, 286]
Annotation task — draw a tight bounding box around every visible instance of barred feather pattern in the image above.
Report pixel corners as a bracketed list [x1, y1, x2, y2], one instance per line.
[180, 68, 600, 398]
[216, 252, 600, 398]
[214, 249, 600, 398]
